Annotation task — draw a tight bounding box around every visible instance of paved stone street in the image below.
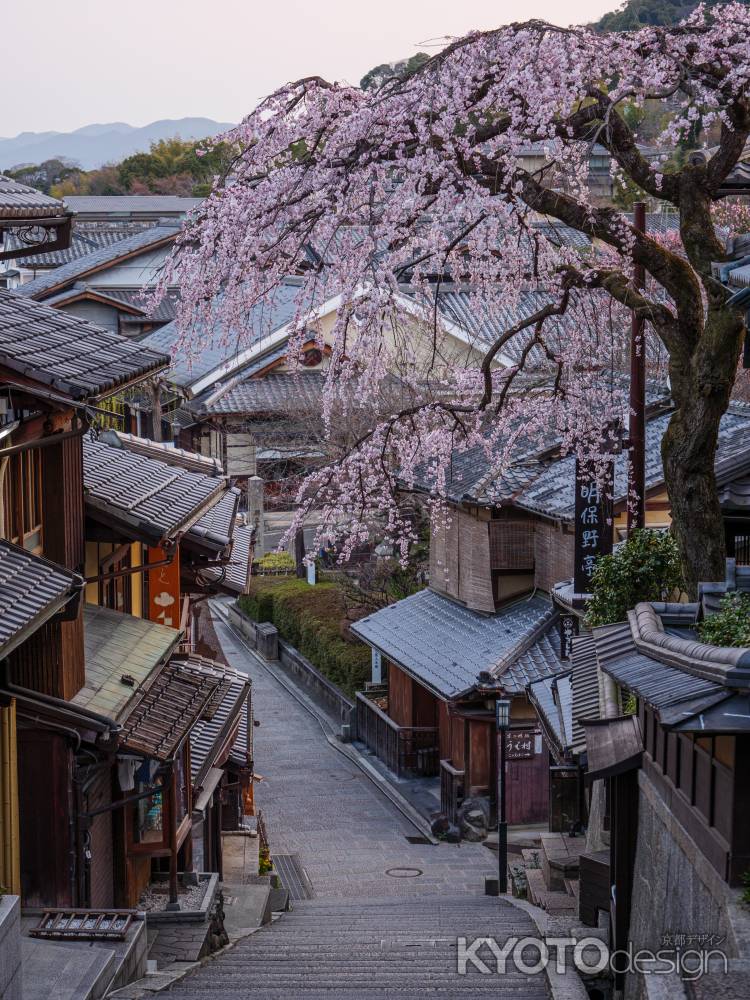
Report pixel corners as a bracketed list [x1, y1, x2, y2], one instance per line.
[167, 601, 552, 997]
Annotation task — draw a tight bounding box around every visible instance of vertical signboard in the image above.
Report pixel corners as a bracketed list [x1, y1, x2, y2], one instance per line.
[573, 457, 614, 598]
[146, 545, 181, 629]
[559, 614, 579, 660]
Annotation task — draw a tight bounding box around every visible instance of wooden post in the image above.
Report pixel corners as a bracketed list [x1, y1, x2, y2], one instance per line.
[628, 201, 647, 532]
[166, 764, 180, 910]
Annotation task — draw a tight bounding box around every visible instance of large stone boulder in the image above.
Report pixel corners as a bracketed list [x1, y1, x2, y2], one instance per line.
[430, 814, 461, 842]
[458, 797, 490, 842]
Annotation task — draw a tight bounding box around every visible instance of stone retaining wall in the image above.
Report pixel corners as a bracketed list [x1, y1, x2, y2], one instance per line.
[228, 603, 356, 733]
[0, 896, 21, 999]
[626, 770, 750, 999]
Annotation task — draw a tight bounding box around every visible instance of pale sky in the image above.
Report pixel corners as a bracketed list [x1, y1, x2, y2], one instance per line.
[2, 0, 618, 136]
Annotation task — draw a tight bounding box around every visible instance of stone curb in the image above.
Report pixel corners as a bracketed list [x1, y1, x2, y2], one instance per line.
[502, 896, 590, 1000]
[212, 599, 438, 844]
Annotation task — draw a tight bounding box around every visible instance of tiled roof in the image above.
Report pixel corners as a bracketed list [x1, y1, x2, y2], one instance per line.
[351, 588, 557, 699]
[0, 288, 168, 400]
[42, 284, 179, 324]
[570, 633, 603, 755]
[64, 195, 201, 214]
[190, 662, 251, 784]
[720, 157, 750, 194]
[0, 176, 68, 220]
[120, 655, 223, 761]
[98, 429, 223, 475]
[7, 224, 150, 268]
[74, 603, 179, 720]
[0, 539, 82, 658]
[202, 521, 253, 593]
[503, 627, 566, 694]
[527, 671, 573, 758]
[17, 223, 181, 300]
[202, 372, 324, 415]
[593, 620, 728, 726]
[142, 281, 303, 393]
[407, 380, 672, 506]
[187, 488, 240, 552]
[95, 429, 236, 552]
[513, 403, 750, 520]
[98, 287, 179, 323]
[83, 436, 229, 544]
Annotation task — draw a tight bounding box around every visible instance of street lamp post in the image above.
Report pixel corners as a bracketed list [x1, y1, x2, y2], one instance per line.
[496, 698, 511, 895]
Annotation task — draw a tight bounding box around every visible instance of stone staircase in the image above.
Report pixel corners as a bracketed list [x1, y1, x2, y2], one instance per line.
[510, 832, 587, 918]
[165, 895, 551, 998]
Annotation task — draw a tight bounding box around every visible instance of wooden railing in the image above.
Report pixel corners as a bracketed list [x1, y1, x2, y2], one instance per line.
[355, 693, 439, 778]
[440, 759, 465, 823]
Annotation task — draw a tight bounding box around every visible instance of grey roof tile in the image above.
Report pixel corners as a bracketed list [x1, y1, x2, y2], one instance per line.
[142, 281, 303, 392]
[190, 663, 251, 784]
[187, 487, 240, 551]
[504, 628, 566, 694]
[202, 372, 324, 415]
[0, 539, 82, 657]
[83, 435, 229, 543]
[0, 175, 68, 219]
[514, 404, 750, 520]
[0, 288, 168, 399]
[527, 671, 573, 755]
[351, 588, 557, 699]
[17, 223, 181, 300]
[75, 603, 179, 720]
[64, 195, 201, 215]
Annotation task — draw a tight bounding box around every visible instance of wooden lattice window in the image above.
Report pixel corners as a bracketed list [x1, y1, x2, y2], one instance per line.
[1, 449, 43, 554]
[488, 519, 535, 571]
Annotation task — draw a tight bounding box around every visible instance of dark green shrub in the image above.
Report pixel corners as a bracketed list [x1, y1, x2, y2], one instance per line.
[238, 578, 370, 697]
[698, 592, 750, 648]
[586, 529, 684, 627]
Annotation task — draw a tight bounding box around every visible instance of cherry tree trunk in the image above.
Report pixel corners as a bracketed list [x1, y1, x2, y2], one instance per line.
[661, 308, 744, 597]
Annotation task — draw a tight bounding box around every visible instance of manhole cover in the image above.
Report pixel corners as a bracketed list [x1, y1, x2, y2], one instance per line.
[385, 867, 423, 878]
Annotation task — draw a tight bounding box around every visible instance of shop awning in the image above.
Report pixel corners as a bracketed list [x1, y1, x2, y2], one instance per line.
[582, 716, 643, 784]
[671, 693, 750, 734]
[120, 656, 224, 761]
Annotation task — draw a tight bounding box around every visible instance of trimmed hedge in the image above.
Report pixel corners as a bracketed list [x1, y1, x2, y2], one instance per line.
[239, 577, 370, 698]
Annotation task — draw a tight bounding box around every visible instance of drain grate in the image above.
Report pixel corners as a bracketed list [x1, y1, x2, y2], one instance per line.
[405, 835, 431, 845]
[274, 854, 314, 900]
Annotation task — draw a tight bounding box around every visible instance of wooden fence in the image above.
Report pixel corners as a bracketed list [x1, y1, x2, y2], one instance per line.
[355, 693, 439, 778]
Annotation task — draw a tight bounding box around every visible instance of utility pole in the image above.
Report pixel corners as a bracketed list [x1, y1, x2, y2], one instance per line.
[628, 201, 647, 532]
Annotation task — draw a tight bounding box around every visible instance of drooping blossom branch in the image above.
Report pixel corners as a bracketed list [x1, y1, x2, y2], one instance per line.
[152, 5, 750, 582]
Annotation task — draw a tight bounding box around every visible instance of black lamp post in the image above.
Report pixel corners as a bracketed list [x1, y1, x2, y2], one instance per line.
[495, 697, 511, 895]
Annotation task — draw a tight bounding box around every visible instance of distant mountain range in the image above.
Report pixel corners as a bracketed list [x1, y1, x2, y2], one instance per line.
[0, 118, 235, 171]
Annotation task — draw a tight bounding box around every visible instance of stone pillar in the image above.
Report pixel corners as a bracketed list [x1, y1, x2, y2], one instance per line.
[246, 476, 265, 556]
[0, 896, 22, 999]
[255, 622, 279, 661]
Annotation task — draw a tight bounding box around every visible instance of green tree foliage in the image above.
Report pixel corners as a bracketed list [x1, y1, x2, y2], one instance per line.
[22, 136, 237, 200]
[360, 52, 430, 91]
[117, 137, 235, 196]
[595, 0, 748, 32]
[7, 158, 79, 194]
[586, 530, 684, 627]
[697, 592, 750, 647]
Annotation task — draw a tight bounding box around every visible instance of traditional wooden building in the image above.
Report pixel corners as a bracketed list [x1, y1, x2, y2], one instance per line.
[575, 598, 750, 994]
[15, 223, 182, 337]
[352, 588, 562, 825]
[0, 289, 252, 912]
